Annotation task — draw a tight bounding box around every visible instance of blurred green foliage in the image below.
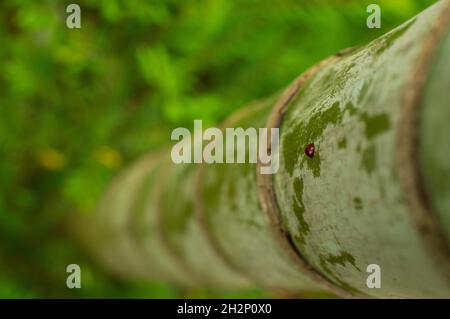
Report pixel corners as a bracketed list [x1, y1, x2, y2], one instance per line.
[0, 0, 436, 298]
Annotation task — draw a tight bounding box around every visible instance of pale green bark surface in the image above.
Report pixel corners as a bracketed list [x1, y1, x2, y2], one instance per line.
[421, 28, 450, 246]
[159, 160, 250, 287]
[275, 1, 450, 297]
[74, 1, 450, 298]
[200, 99, 322, 290]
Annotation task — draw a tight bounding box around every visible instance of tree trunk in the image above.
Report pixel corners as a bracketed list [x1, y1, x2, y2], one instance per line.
[72, 0, 450, 298]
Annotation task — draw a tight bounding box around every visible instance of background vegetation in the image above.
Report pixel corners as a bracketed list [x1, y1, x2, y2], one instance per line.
[0, 0, 436, 298]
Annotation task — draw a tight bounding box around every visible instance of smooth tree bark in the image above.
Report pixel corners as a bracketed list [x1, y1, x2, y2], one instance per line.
[73, 1, 450, 298]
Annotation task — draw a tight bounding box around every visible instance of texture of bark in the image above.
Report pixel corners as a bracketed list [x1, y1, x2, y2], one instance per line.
[73, 1, 450, 298]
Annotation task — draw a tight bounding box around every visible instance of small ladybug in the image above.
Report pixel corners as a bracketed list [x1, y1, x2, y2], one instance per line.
[305, 143, 315, 158]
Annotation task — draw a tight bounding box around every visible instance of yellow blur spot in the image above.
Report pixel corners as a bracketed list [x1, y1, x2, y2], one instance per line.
[93, 146, 123, 169]
[37, 148, 66, 171]
[384, 0, 415, 15]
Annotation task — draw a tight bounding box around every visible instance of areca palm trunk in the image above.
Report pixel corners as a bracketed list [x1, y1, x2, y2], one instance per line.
[73, 0, 450, 298]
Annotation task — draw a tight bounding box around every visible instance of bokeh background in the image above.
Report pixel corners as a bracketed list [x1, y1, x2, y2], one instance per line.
[0, 0, 437, 298]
